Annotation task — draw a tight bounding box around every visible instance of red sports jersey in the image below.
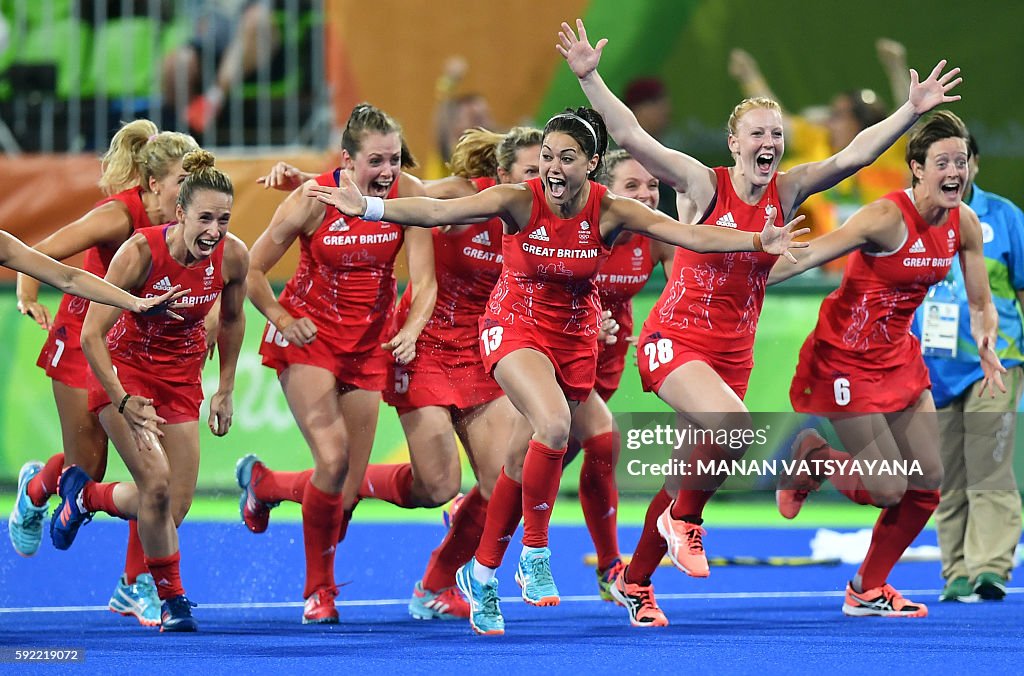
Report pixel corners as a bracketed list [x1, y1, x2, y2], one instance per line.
[791, 190, 961, 413]
[643, 166, 780, 369]
[594, 235, 654, 399]
[271, 170, 404, 354]
[385, 177, 506, 410]
[89, 224, 224, 422]
[479, 178, 610, 401]
[482, 177, 610, 350]
[38, 187, 153, 387]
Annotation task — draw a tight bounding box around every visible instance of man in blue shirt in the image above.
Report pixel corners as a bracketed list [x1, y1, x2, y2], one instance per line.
[913, 132, 1024, 603]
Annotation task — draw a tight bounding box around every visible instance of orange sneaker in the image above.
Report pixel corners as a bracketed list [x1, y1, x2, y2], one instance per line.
[302, 587, 339, 624]
[842, 582, 928, 618]
[776, 428, 828, 519]
[656, 506, 709, 577]
[609, 569, 669, 627]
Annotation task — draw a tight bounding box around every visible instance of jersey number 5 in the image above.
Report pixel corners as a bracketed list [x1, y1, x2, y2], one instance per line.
[480, 326, 504, 356]
[644, 338, 674, 372]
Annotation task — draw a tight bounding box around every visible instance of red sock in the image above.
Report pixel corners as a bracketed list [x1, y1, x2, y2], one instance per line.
[301, 479, 344, 599]
[858, 489, 940, 590]
[810, 446, 875, 505]
[475, 469, 523, 568]
[579, 432, 620, 570]
[521, 440, 566, 548]
[124, 520, 148, 584]
[358, 463, 415, 507]
[625, 488, 672, 585]
[670, 442, 731, 520]
[336, 505, 358, 544]
[253, 467, 312, 504]
[81, 481, 126, 518]
[27, 453, 65, 507]
[145, 551, 185, 600]
[422, 486, 488, 591]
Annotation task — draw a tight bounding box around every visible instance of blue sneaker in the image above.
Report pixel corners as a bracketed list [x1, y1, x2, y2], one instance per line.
[515, 547, 560, 606]
[49, 466, 93, 551]
[160, 595, 198, 632]
[235, 454, 277, 533]
[454, 560, 505, 635]
[408, 580, 470, 620]
[109, 573, 161, 627]
[9, 461, 48, 557]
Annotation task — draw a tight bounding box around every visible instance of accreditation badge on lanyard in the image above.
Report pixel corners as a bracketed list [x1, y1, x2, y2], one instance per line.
[920, 300, 959, 358]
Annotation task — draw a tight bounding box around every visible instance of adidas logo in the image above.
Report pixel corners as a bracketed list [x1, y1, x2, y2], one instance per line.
[908, 238, 926, 254]
[529, 226, 550, 242]
[328, 218, 350, 232]
[498, 535, 513, 543]
[152, 276, 174, 291]
[715, 212, 738, 228]
[603, 506, 616, 519]
[157, 577, 171, 587]
[472, 231, 492, 246]
[531, 502, 551, 511]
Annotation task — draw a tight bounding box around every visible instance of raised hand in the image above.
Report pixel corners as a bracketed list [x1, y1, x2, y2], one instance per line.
[257, 162, 307, 192]
[759, 214, 809, 263]
[305, 172, 365, 217]
[556, 19, 607, 80]
[977, 335, 1008, 398]
[908, 60, 962, 114]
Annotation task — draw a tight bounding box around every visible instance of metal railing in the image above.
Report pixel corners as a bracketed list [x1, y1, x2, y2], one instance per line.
[0, 0, 329, 154]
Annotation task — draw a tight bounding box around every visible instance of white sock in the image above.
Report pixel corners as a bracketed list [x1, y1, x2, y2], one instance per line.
[76, 489, 88, 514]
[472, 559, 496, 585]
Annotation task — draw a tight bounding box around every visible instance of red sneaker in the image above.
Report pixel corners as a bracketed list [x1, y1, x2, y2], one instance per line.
[656, 507, 710, 577]
[776, 428, 828, 519]
[235, 454, 276, 534]
[302, 587, 339, 624]
[842, 582, 928, 618]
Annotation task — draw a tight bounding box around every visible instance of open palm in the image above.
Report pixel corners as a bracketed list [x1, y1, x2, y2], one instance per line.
[908, 60, 962, 114]
[556, 19, 607, 79]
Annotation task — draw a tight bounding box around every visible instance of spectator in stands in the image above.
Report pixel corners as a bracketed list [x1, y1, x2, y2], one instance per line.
[426, 56, 496, 179]
[161, 0, 280, 134]
[912, 131, 1024, 604]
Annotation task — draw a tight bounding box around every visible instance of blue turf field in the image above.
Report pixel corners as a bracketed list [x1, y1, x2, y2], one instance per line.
[2, 519, 1023, 673]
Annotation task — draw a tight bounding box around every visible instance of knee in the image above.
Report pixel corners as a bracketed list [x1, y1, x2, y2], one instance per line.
[421, 477, 460, 508]
[532, 415, 572, 450]
[139, 476, 171, 511]
[869, 480, 908, 507]
[316, 454, 349, 486]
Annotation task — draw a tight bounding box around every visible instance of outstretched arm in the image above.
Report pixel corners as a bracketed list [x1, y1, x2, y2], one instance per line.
[557, 19, 713, 200]
[1, 231, 185, 316]
[782, 59, 962, 208]
[876, 38, 911, 108]
[959, 206, 1006, 397]
[605, 194, 808, 260]
[767, 199, 903, 285]
[305, 173, 528, 229]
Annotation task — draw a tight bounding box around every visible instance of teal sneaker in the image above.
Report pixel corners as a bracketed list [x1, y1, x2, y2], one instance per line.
[515, 547, 560, 606]
[973, 572, 1008, 601]
[109, 573, 161, 627]
[938, 576, 978, 603]
[597, 559, 625, 604]
[454, 560, 504, 635]
[8, 461, 48, 557]
[408, 580, 469, 620]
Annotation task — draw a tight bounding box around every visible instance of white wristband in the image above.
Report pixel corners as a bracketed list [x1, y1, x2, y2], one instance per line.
[363, 196, 385, 222]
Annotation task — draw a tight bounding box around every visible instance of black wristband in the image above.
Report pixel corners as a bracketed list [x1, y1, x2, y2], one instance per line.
[118, 393, 131, 414]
